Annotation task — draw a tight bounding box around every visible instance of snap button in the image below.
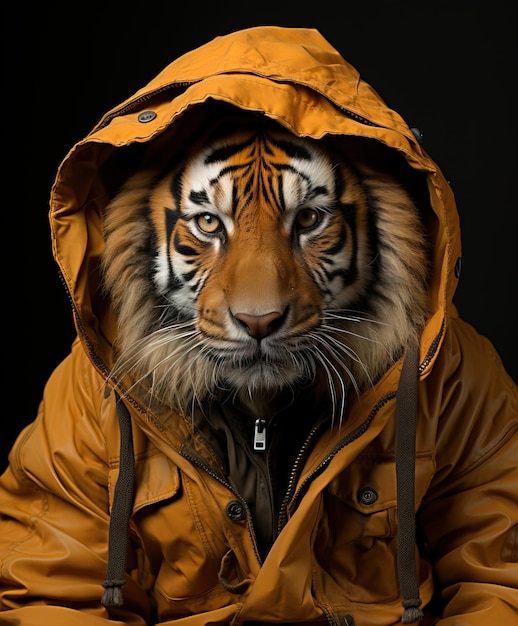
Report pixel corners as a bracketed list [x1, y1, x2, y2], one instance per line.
[343, 615, 355, 626]
[226, 500, 245, 520]
[358, 487, 378, 505]
[137, 110, 157, 123]
[410, 127, 424, 144]
[454, 257, 462, 279]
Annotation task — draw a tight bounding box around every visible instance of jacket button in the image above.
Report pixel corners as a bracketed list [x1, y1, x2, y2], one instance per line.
[358, 487, 378, 505]
[226, 500, 245, 520]
[410, 127, 424, 144]
[454, 256, 462, 279]
[137, 110, 157, 123]
[343, 615, 355, 626]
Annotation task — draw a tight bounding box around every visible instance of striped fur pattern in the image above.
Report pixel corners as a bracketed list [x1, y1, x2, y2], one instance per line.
[101, 115, 430, 420]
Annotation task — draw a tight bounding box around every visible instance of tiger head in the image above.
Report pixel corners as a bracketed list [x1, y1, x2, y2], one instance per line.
[101, 112, 430, 420]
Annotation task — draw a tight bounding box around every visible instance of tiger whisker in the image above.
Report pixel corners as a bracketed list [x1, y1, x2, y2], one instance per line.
[111, 328, 199, 379]
[110, 327, 204, 399]
[310, 344, 347, 425]
[311, 332, 364, 398]
[320, 328, 390, 375]
[318, 328, 379, 361]
[324, 309, 386, 322]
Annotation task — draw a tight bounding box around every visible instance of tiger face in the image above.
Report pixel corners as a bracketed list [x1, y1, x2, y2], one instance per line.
[101, 115, 429, 419]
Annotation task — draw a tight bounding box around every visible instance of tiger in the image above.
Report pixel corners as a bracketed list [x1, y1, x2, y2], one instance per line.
[100, 109, 430, 424]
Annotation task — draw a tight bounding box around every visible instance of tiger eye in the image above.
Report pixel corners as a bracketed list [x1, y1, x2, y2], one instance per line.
[195, 213, 222, 234]
[296, 208, 320, 230]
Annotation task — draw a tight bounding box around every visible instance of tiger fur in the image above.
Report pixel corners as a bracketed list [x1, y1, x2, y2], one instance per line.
[101, 113, 430, 422]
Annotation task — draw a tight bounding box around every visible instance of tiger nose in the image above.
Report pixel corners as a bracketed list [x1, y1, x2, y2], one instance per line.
[234, 311, 284, 340]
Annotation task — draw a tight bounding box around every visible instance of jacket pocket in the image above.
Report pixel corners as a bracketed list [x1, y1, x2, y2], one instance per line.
[313, 454, 432, 605]
[126, 460, 251, 620]
[108, 447, 182, 513]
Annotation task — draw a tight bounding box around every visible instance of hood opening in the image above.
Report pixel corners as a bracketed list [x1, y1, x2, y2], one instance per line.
[54, 97, 447, 380]
[91, 98, 437, 336]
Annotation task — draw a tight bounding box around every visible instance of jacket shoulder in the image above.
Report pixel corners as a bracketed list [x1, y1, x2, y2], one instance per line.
[424, 314, 518, 480]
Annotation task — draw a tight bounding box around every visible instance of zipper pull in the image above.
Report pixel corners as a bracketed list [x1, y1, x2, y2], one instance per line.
[253, 418, 266, 451]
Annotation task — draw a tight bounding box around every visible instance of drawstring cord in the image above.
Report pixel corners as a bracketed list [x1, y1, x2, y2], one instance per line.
[101, 392, 135, 607]
[395, 341, 424, 623]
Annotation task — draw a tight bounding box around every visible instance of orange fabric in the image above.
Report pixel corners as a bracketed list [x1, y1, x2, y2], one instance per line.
[1, 26, 517, 625]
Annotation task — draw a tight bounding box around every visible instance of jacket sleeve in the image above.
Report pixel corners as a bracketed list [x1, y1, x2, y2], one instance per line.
[0, 339, 148, 626]
[418, 314, 518, 624]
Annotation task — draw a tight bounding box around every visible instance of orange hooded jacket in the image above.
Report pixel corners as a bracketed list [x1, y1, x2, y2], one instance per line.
[1, 26, 517, 626]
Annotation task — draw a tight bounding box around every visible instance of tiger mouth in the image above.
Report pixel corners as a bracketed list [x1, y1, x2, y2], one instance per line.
[218, 356, 314, 391]
[214, 340, 316, 383]
[214, 346, 290, 368]
[212, 336, 313, 365]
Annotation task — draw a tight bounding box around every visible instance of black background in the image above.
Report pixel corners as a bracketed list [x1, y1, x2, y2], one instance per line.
[4, 1, 517, 469]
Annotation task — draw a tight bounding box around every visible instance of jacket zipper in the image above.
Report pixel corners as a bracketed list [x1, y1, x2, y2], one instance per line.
[57, 269, 161, 415]
[272, 395, 399, 626]
[183, 446, 342, 626]
[419, 318, 445, 373]
[180, 448, 263, 563]
[58, 270, 110, 378]
[93, 79, 383, 134]
[253, 418, 267, 450]
[277, 392, 396, 533]
[94, 81, 197, 131]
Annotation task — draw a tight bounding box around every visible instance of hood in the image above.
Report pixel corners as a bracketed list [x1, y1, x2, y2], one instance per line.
[48, 26, 461, 621]
[50, 25, 460, 383]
